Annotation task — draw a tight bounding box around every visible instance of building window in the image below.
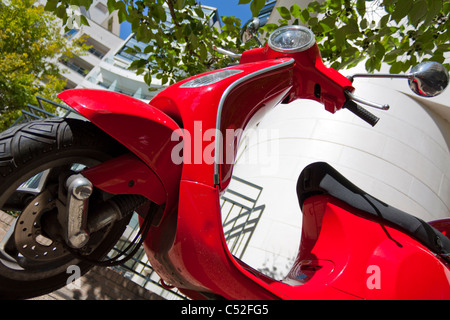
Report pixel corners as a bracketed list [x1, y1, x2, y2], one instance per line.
[59, 56, 93, 77]
[95, 2, 108, 14]
[64, 29, 79, 39]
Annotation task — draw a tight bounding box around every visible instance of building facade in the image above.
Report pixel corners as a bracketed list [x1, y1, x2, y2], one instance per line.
[56, 0, 220, 102]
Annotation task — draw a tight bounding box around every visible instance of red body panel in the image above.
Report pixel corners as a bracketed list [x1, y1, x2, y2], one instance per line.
[151, 58, 295, 189]
[57, 39, 450, 300]
[240, 44, 354, 112]
[58, 89, 182, 213]
[294, 196, 450, 299]
[82, 153, 166, 205]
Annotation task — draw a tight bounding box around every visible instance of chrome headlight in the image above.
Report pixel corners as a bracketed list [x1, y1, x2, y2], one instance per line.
[268, 25, 315, 53]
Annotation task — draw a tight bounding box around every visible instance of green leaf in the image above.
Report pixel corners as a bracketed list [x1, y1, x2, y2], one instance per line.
[384, 49, 402, 62]
[290, 4, 302, 17]
[408, 0, 427, 26]
[320, 16, 336, 32]
[128, 59, 147, 71]
[277, 6, 291, 20]
[300, 9, 310, 24]
[307, 1, 323, 14]
[360, 18, 368, 29]
[250, 0, 265, 17]
[365, 56, 381, 72]
[424, 0, 443, 25]
[156, 5, 167, 22]
[175, 0, 186, 10]
[79, 15, 89, 26]
[344, 19, 360, 34]
[194, 8, 205, 19]
[391, 0, 412, 23]
[308, 17, 319, 26]
[143, 45, 153, 54]
[199, 42, 207, 61]
[79, 0, 93, 8]
[374, 41, 386, 60]
[56, 4, 68, 20]
[238, 0, 252, 4]
[356, 0, 366, 16]
[189, 33, 198, 49]
[106, 0, 116, 13]
[44, 0, 59, 12]
[136, 68, 145, 76]
[335, 28, 346, 49]
[390, 61, 403, 74]
[144, 72, 152, 86]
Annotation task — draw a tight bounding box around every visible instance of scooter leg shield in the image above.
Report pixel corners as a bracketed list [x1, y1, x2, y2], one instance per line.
[58, 89, 183, 213]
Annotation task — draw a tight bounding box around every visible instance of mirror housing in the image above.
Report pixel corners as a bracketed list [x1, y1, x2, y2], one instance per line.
[408, 61, 449, 97]
[240, 17, 261, 45]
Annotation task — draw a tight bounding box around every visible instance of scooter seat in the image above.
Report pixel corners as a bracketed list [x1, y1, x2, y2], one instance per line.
[297, 162, 450, 257]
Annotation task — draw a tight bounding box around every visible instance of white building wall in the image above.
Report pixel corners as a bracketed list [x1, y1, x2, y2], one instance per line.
[229, 70, 450, 279]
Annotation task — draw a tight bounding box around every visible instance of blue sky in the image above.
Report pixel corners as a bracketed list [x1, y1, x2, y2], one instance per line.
[120, 1, 252, 39]
[200, 0, 252, 24]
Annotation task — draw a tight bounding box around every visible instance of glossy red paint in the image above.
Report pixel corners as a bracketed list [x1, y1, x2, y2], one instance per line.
[82, 153, 166, 205]
[58, 35, 450, 299]
[143, 180, 288, 299]
[151, 57, 295, 189]
[240, 42, 354, 113]
[58, 89, 182, 215]
[296, 196, 450, 299]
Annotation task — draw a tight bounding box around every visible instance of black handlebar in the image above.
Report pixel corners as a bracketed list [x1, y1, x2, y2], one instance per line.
[343, 100, 380, 127]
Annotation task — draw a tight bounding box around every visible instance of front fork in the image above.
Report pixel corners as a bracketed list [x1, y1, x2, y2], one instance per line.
[57, 174, 130, 249]
[60, 174, 92, 248]
[58, 152, 170, 249]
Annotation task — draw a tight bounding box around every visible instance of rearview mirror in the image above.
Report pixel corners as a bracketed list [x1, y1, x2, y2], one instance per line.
[348, 61, 449, 98]
[408, 61, 449, 97]
[240, 17, 261, 45]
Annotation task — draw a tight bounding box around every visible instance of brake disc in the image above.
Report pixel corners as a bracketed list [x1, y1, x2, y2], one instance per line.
[14, 190, 67, 262]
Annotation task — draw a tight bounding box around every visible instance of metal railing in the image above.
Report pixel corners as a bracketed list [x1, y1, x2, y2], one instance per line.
[11, 96, 76, 127]
[221, 176, 265, 260]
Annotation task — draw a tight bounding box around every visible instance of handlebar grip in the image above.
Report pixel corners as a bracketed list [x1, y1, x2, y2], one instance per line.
[343, 100, 379, 127]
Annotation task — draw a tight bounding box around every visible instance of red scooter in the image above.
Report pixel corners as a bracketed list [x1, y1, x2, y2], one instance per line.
[0, 24, 449, 300]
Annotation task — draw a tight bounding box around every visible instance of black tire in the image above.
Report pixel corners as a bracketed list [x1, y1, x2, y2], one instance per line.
[0, 118, 133, 299]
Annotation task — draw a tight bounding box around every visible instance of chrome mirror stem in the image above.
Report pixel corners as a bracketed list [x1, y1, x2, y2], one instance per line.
[347, 73, 412, 83]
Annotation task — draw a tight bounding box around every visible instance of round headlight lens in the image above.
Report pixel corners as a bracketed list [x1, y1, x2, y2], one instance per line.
[268, 25, 315, 53]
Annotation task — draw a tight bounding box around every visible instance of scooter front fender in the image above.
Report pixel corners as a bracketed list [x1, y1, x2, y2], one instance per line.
[58, 89, 182, 212]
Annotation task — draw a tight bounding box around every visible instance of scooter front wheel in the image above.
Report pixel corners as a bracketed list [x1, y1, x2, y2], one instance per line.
[0, 118, 134, 299]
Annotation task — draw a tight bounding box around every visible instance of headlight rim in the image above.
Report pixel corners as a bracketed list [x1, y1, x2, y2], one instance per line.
[268, 25, 316, 53]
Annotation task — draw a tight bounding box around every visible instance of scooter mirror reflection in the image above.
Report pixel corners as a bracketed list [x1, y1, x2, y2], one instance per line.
[240, 17, 261, 44]
[408, 61, 449, 97]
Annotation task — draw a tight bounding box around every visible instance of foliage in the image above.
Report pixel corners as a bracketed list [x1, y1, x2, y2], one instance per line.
[45, 0, 449, 89]
[254, 0, 449, 73]
[0, 0, 86, 131]
[45, 0, 253, 86]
